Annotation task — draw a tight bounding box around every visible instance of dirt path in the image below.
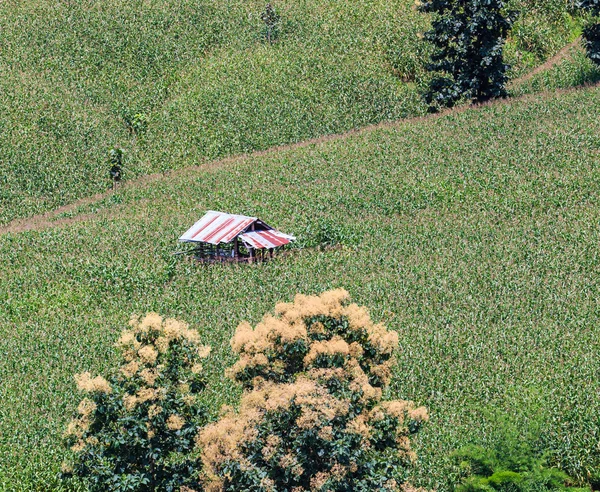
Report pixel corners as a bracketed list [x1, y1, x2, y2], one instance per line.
[0, 49, 593, 237]
[512, 38, 582, 85]
[0, 111, 470, 235]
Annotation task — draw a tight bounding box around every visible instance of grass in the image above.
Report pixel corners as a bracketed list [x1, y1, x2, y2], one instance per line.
[0, 0, 582, 225]
[1, 84, 600, 490]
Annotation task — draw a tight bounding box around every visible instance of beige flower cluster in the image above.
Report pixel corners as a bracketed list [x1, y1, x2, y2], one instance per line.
[65, 312, 211, 466]
[228, 289, 399, 390]
[119, 312, 209, 358]
[75, 372, 112, 394]
[114, 312, 210, 414]
[198, 378, 352, 491]
[64, 395, 103, 452]
[198, 290, 428, 491]
[199, 374, 428, 489]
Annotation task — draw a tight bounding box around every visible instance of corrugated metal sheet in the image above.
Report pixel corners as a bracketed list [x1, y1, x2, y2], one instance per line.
[239, 230, 295, 249]
[179, 211, 256, 245]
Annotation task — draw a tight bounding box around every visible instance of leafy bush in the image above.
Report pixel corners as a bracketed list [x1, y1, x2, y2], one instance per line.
[198, 289, 428, 491]
[61, 313, 211, 492]
[453, 445, 588, 491]
[582, 22, 600, 65]
[109, 147, 124, 184]
[124, 112, 149, 136]
[419, 0, 515, 109]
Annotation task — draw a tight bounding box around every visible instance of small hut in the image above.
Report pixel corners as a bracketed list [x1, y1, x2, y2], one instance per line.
[178, 210, 295, 262]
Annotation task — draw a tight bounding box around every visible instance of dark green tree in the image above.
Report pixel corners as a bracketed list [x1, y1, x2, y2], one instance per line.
[419, 0, 515, 110]
[577, 0, 600, 65]
[261, 3, 280, 44]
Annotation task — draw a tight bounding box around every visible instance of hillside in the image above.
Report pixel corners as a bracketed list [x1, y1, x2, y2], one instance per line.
[0, 0, 586, 225]
[1, 85, 600, 489]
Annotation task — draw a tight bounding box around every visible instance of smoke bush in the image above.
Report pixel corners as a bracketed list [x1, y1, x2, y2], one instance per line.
[198, 289, 428, 492]
[62, 313, 211, 492]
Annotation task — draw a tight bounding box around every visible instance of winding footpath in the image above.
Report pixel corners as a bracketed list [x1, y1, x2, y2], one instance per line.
[0, 40, 590, 236]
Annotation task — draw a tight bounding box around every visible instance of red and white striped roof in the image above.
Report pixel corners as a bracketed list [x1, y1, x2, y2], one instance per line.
[239, 230, 295, 249]
[179, 211, 256, 245]
[179, 211, 295, 248]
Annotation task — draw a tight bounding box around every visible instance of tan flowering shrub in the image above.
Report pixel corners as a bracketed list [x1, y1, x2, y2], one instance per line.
[62, 313, 211, 492]
[199, 289, 428, 491]
[228, 288, 399, 391]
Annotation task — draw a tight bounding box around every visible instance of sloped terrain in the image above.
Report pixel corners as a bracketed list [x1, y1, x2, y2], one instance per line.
[1, 85, 599, 489]
[0, 0, 584, 224]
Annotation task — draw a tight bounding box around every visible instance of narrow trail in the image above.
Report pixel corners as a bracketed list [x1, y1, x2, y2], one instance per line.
[0, 44, 591, 237]
[511, 38, 582, 85]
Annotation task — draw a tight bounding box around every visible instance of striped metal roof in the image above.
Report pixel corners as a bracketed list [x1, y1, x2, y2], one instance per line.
[179, 211, 256, 245]
[239, 230, 295, 249]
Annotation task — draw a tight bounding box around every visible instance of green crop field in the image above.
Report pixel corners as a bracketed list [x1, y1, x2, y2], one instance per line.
[2, 85, 600, 490]
[3, 0, 600, 490]
[0, 0, 586, 225]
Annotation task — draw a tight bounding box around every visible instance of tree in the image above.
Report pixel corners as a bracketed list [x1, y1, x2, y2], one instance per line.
[419, 0, 515, 110]
[62, 313, 211, 492]
[198, 289, 428, 492]
[261, 3, 280, 44]
[577, 0, 600, 65]
[109, 147, 124, 189]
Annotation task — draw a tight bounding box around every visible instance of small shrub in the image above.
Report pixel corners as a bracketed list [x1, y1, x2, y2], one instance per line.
[198, 289, 428, 491]
[261, 3, 281, 44]
[453, 445, 587, 491]
[108, 147, 124, 185]
[124, 112, 149, 136]
[61, 313, 211, 492]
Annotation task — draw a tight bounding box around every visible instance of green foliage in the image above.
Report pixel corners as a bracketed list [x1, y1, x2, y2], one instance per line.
[577, 0, 600, 15]
[453, 445, 585, 491]
[582, 23, 600, 64]
[108, 148, 124, 167]
[61, 313, 211, 492]
[124, 112, 149, 136]
[419, 0, 516, 109]
[578, 1, 600, 65]
[109, 148, 124, 183]
[199, 290, 428, 491]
